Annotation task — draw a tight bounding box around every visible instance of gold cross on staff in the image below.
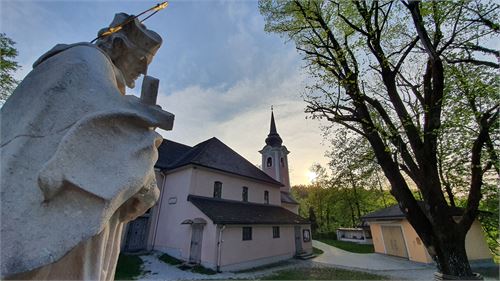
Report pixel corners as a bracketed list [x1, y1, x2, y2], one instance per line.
[91, 1, 169, 43]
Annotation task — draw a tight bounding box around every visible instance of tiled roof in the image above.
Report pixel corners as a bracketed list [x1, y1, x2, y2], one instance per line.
[155, 138, 283, 186]
[156, 140, 191, 169]
[280, 191, 299, 205]
[188, 195, 309, 225]
[362, 202, 464, 221]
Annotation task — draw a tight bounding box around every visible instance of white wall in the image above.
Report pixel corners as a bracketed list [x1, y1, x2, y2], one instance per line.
[219, 225, 296, 269]
[151, 168, 218, 267]
[190, 166, 282, 205]
[149, 166, 310, 270]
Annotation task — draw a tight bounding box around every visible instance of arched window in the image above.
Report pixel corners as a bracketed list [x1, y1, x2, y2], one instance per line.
[242, 186, 248, 202]
[266, 157, 272, 167]
[280, 157, 285, 167]
[213, 181, 222, 198]
[264, 190, 269, 204]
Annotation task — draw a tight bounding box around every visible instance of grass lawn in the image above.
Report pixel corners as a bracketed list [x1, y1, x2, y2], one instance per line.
[313, 247, 324, 255]
[319, 239, 374, 254]
[259, 267, 387, 280]
[114, 254, 144, 280]
[158, 253, 182, 265]
[158, 253, 216, 275]
[192, 265, 217, 275]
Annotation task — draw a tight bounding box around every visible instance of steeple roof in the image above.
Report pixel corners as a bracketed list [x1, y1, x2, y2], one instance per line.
[265, 110, 283, 147]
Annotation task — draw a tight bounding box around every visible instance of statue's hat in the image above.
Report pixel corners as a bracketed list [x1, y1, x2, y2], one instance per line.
[98, 13, 162, 61]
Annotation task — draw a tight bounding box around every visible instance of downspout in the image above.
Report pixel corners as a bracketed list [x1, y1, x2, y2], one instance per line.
[152, 170, 167, 250]
[216, 224, 226, 272]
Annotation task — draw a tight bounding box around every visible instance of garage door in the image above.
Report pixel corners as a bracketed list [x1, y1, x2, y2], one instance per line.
[381, 226, 408, 258]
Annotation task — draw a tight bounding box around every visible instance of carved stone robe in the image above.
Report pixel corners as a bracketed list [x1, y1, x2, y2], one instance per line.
[0, 43, 173, 279]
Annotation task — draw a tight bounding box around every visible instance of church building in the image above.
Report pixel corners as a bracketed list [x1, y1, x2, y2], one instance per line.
[122, 111, 312, 271]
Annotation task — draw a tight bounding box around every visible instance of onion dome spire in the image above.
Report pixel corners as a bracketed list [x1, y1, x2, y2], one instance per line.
[265, 107, 283, 147]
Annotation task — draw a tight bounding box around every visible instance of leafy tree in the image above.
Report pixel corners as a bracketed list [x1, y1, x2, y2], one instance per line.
[260, 0, 499, 277]
[308, 206, 319, 236]
[292, 162, 392, 236]
[0, 33, 20, 104]
[327, 128, 392, 224]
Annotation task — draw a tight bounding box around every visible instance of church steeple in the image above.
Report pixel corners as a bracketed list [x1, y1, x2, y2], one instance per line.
[260, 108, 291, 191]
[265, 110, 283, 147]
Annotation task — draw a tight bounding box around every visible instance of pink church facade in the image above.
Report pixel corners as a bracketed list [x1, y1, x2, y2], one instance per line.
[122, 112, 312, 271]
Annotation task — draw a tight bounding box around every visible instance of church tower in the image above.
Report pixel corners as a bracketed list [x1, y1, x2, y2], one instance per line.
[260, 109, 291, 193]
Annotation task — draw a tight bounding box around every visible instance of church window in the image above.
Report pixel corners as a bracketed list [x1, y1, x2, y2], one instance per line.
[242, 227, 252, 241]
[264, 190, 269, 204]
[213, 181, 222, 199]
[280, 157, 285, 167]
[242, 186, 248, 202]
[266, 157, 272, 167]
[273, 226, 280, 238]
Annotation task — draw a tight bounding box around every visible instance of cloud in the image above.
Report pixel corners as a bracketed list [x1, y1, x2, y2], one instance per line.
[3, 0, 331, 185]
[156, 49, 330, 185]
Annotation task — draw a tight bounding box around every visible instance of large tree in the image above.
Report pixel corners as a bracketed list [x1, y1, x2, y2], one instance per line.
[260, 0, 499, 278]
[0, 33, 20, 104]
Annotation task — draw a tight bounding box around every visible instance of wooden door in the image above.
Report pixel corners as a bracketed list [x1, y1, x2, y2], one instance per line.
[381, 225, 408, 258]
[124, 217, 148, 252]
[294, 226, 302, 254]
[189, 224, 204, 263]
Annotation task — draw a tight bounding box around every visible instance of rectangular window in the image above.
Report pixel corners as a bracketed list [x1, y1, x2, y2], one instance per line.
[303, 229, 311, 242]
[273, 226, 280, 238]
[264, 191, 269, 204]
[242, 227, 252, 241]
[213, 181, 222, 199]
[242, 186, 248, 202]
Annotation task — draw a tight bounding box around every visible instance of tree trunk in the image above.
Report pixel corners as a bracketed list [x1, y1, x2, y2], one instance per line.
[348, 202, 356, 228]
[376, 172, 388, 208]
[349, 171, 362, 224]
[430, 230, 475, 279]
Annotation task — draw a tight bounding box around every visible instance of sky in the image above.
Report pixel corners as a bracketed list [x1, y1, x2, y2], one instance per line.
[1, 0, 330, 185]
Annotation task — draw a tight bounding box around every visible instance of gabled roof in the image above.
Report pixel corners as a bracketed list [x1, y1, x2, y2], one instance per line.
[280, 191, 299, 205]
[361, 204, 408, 220]
[362, 202, 464, 221]
[187, 195, 309, 225]
[156, 140, 192, 169]
[155, 138, 283, 186]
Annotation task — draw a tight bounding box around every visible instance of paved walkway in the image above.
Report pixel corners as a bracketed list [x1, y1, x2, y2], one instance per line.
[137, 242, 497, 280]
[312, 240, 436, 280]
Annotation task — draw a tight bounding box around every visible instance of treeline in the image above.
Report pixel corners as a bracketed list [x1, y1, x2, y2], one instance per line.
[292, 160, 498, 261]
[292, 129, 498, 260]
[292, 164, 396, 237]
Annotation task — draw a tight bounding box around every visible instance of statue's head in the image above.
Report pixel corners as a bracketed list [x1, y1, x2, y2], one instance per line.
[96, 13, 162, 88]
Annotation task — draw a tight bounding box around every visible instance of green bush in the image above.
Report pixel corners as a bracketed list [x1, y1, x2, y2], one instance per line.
[319, 239, 374, 254]
[314, 231, 337, 240]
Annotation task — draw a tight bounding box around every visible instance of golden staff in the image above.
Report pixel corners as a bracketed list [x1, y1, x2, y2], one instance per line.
[90, 1, 169, 43]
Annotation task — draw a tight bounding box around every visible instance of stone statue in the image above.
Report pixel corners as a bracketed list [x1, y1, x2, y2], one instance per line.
[0, 13, 173, 280]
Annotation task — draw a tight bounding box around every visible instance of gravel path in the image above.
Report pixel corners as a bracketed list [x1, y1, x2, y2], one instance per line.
[135, 242, 497, 280]
[137, 251, 303, 281]
[311, 240, 436, 280]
